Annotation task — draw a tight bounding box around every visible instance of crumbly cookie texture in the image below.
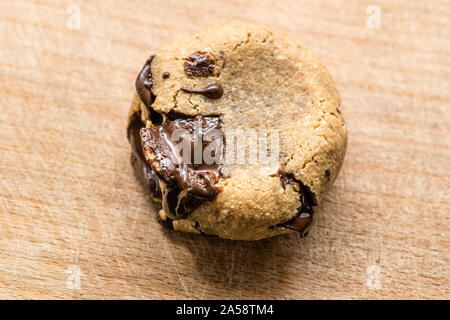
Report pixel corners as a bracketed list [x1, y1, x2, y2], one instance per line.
[127, 22, 347, 240]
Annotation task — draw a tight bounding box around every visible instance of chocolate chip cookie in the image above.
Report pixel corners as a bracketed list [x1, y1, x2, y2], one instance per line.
[127, 22, 347, 240]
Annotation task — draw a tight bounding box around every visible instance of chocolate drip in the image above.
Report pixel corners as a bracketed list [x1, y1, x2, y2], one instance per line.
[127, 112, 161, 199]
[278, 171, 317, 237]
[181, 82, 224, 99]
[135, 55, 155, 108]
[141, 115, 223, 219]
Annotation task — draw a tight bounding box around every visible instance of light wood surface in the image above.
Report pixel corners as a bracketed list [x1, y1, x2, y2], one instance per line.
[0, 0, 449, 299]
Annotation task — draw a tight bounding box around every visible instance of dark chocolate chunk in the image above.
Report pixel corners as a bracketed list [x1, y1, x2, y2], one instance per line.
[127, 112, 161, 199]
[162, 72, 170, 79]
[278, 171, 317, 237]
[181, 82, 224, 99]
[325, 169, 330, 178]
[141, 115, 224, 219]
[136, 55, 155, 108]
[148, 106, 163, 125]
[184, 53, 215, 77]
[281, 212, 314, 238]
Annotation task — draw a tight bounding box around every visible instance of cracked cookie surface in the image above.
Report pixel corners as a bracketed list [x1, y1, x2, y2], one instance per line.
[127, 22, 347, 240]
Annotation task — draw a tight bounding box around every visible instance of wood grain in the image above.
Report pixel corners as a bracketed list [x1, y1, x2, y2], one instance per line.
[0, 0, 448, 299]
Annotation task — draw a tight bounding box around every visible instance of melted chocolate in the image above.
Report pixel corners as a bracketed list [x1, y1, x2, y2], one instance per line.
[184, 53, 215, 77]
[141, 115, 223, 219]
[181, 82, 224, 99]
[162, 72, 170, 79]
[135, 55, 155, 108]
[278, 171, 317, 237]
[127, 112, 161, 199]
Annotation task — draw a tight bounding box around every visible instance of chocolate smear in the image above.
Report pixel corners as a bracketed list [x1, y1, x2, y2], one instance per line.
[181, 82, 224, 99]
[141, 115, 224, 219]
[127, 111, 161, 199]
[135, 55, 155, 108]
[278, 171, 317, 237]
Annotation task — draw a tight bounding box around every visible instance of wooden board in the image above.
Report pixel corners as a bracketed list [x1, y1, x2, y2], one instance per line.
[0, 0, 449, 299]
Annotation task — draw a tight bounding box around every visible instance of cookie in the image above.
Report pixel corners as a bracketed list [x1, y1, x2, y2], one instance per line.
[127, 22, 347, 240]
